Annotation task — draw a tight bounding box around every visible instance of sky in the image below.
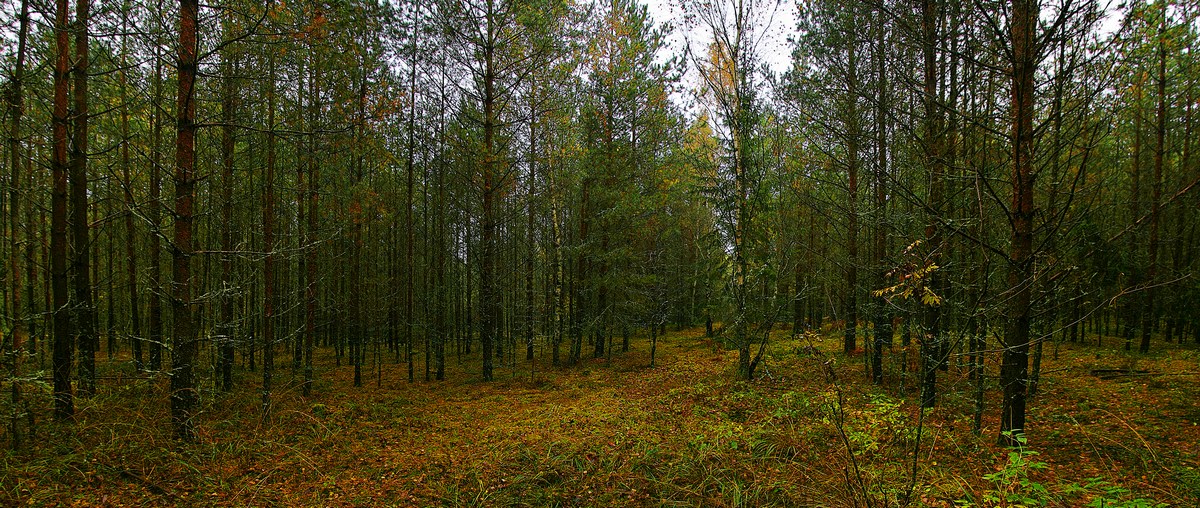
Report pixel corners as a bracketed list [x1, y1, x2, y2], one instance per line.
[642, 0, 801, 75]
[640, 0, 1128, 78]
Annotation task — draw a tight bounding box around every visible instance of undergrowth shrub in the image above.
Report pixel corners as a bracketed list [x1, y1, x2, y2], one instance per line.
[957, 433, 1167, 508]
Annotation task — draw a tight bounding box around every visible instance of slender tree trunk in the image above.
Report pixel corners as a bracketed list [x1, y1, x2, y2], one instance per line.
[104, 195, 114, 359]
[943, 3, 962, 376]
[1000, 0, 1036, 445]
[117, 2, 142, 372]
[406, 6, 417, 382]
[1127, 73, 1145, 351]
[294, 62, 306, 375]
[218, 34, 236, 392]
[845, 36, 860, 356]
[41, 199, 51, 369]
[71, 0, 96, 398]
[731, 81, 751, 380]
[973, 318, 986, 435]
[1143, 6, 1167, 354]
[1171, 79, 1193, 343]
[149, 39, 164, 372]
[352, 72, 366, 387]
[526, 77, 537, 362]
[919, 0, 943, 409]
[388, 220, 397, 357]
[793, 263, 803, 333]
[262, 50, 277, 418]
[967, 74, 988, 383]
[423, 113, 432, 383]
[171, 0, 199, 441]
[25, 148, 37, 366]
[871, 1, 889, 385]
[51, 0, 74, 421]
[466, 218, 473, 357]
[7, 0, 30, 446]
[551, 189, 563, 366]
[573, 180, 589, 367]
[304, 53, 319, 397]
[435, 149, 447, 381]
[435, 57, 448, 381]
[481, 21, 497, 381]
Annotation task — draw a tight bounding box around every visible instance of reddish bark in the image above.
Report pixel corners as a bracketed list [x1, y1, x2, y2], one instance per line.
[171, 0, 199, 441]
[1000, 0, 1036, 445]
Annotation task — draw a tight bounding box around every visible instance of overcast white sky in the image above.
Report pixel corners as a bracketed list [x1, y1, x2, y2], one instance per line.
[642, 0, 800, 75]
[640, 0, 1127, 77]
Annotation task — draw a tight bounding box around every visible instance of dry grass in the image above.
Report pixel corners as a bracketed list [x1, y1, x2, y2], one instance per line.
[1, 327, 1195, 506]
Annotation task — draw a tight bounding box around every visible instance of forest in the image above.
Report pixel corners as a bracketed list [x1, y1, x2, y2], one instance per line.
[0, 0, 1198, 504]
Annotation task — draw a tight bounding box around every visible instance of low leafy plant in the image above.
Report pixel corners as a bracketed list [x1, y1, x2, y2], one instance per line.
[1064, 478, 1168, 508]
[974, 432, 1051, 507]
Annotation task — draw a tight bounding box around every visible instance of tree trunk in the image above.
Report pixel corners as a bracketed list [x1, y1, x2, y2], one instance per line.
[1000, 0, 1036, 446]
[1171, 75, 1194, 345]
[1142, 5, 1167, 354]
[71, 0, 96, 399]
[304, 53, 319, 397]
[51, 0, 74, 421]
[149, 39, 164, 373]
[526, 78, 537, 362]
[406, 5, 417, 382]
[845, 32, 860, 356]
[573, 180, 589, 367]
[422, 107, 432, 383]
[171, 0, 199, 441]
[294, 63, 306, 375]
[435, 144, 447, 381]
[1127, 74, 1145, 351]
[481, 25, 498, 381]
[551, 191, 563, 366]
[435, 55, 448, 381]
[7, 0, 30, 446]
[973, 319, 986, 435]
[352, 72, 366, 388]
[25, 151, 37, 368]
[793, 264, 803, 333]
[919, 0, 943, 409]
[261, 50, 278, 418]
[104, 196, 114, 359]
[118, 2, 142, 372]
[871, 0, 888, 385]
[218, 30, 236, 392]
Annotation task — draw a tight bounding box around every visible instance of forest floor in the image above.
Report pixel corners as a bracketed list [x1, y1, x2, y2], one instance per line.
[2, 327, 1198, 507]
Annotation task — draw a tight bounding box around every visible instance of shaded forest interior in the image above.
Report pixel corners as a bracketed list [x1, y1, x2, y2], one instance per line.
[1, 0, 1199, 505]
